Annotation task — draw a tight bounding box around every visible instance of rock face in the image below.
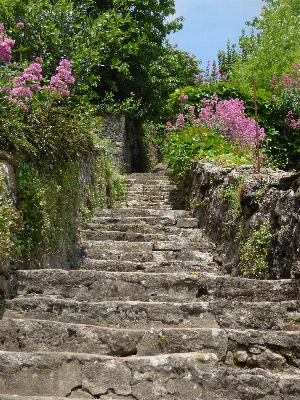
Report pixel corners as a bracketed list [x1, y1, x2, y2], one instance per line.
[1, 163, 300, 399]
[182, 161, 300, 279]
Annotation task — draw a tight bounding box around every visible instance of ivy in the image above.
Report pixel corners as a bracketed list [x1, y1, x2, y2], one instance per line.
[0, 174, 21, 271]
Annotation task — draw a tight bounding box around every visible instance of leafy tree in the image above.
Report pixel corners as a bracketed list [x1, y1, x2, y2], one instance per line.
[0, 0, 200, 121]
[225, 0, 300, 91]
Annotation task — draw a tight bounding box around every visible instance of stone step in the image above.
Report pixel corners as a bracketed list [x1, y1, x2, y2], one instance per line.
[0, 397, 89, 400]
[87, 216, 198, 228]
[1, 351, 300, 399]
[0, 351, 220, 399]
[3, 297, 297, 331]
[1, 318, 300, 371]
[78, 258, 216, 274]
[200, 274, 300, 302]
[0, 319, 228, 360]
[82, 226, 213, 249]
[125, 183, 176, 191]
[80, 232, 211, 253]
[227, 328, 300, 371]
[125, 191, 178, 198]
[93, 208, 191, 218]
[117, 201, 173, 209]
[124, 175, 169, 183]
[14, 270, 199, 302]
[83, 246, 214, 263]
[85, 223, 201, 236]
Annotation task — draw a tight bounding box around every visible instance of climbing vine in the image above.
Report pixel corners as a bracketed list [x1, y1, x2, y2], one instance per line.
[0, 174, 21, 271]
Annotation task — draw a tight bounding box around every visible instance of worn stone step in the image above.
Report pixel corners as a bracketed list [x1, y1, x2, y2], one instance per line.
[14, 270, 199, 302]
[89, 216, 176, 229]
[82, 226, 213, 250]
[83, 240, 153, 252]
[80, 230, 210, 248]
[2, 319, 299, 372]
[0, 397, 90, 400]
[1, 351, 300, 399]
[83, 246, 212, 263]
[80, 232, 211, 255]
[93, 208, 191, 218]
[226, 328, 300, 371]
[200, 274, 300, 302]
[89, 216, 198, 231]
[125, 183, 176, 191]
[117, 201, 173, 209]
[124, 175, 169, 183]
[0, 351, 220, 399]
[85, 223, 201, 236]
[0, 318, 228, 360]
[3, 297, 297, 331]
[78, 258, 216, 274]
[125, 193, 172, 200]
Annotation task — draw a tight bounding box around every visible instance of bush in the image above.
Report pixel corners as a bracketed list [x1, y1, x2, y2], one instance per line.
[164, 126, 253, 185]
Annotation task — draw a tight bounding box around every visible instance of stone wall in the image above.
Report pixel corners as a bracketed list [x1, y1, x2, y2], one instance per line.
[182, 161, 300, 279]
[0, 149, 100, 299]
[98, 113, 132, 173]
[0, 152, 18, 300]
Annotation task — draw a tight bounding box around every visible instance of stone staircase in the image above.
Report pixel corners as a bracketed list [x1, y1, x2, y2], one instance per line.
[1, 164, 300, 399]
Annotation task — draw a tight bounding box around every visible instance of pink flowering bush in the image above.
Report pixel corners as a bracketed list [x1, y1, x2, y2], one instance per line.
[198, 96, 265, 146]
[270, 63, 300, 129]
[195, 60, 224, 86]
[0, 24, 15, 62]
[166, 92, 265, 148]
[267, 63, 300, 169]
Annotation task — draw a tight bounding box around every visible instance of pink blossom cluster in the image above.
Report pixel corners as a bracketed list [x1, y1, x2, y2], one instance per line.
[2, 58, 75, 110]
[3, 60, 43, 110]
[166, 94, 265, 147]
[0, 24, 15, 63]
[198, 96, 265, 145]
[179, 92, 188, 107]
[45, 59, 75, 96]
[270, 63, 300, 130]
[195, 60, 224, 85]
[165, 113, 185, 132]
[286, 110, 300, 129]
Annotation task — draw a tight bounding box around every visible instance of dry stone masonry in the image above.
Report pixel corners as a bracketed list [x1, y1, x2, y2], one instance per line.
[1, 163, 300, 399]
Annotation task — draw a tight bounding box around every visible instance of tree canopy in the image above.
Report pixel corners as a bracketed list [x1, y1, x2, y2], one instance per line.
[218, 0, 300, 91]
[0, 0, 201, 121]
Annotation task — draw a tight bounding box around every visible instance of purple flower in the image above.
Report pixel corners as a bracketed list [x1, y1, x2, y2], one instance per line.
[45, 59, 75, 96]
[176, 113, 185, 129]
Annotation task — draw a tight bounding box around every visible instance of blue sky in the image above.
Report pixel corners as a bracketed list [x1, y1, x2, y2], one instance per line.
[168, 0, 266, 68]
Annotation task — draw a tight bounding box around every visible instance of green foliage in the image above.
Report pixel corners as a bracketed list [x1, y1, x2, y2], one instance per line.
[0, 0, 199, 122]
[0, 174, 21, 268]
[220, 176, 247, 234]
[13, 141, 125, 269]
[222, 0, 300, 92]
[167, 82, 295, 170]
[0, 103, 95, 163]
[164, 126, 253, 185]
[238, 223, 273, 279]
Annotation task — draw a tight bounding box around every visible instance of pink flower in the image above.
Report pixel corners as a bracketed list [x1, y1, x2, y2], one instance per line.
[166, 121, 175, 132]
[176, 113, 185, 129]
[16, 22, 24, 29]
[45, 59, 75, 96]
[0, 37, 15, 62]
